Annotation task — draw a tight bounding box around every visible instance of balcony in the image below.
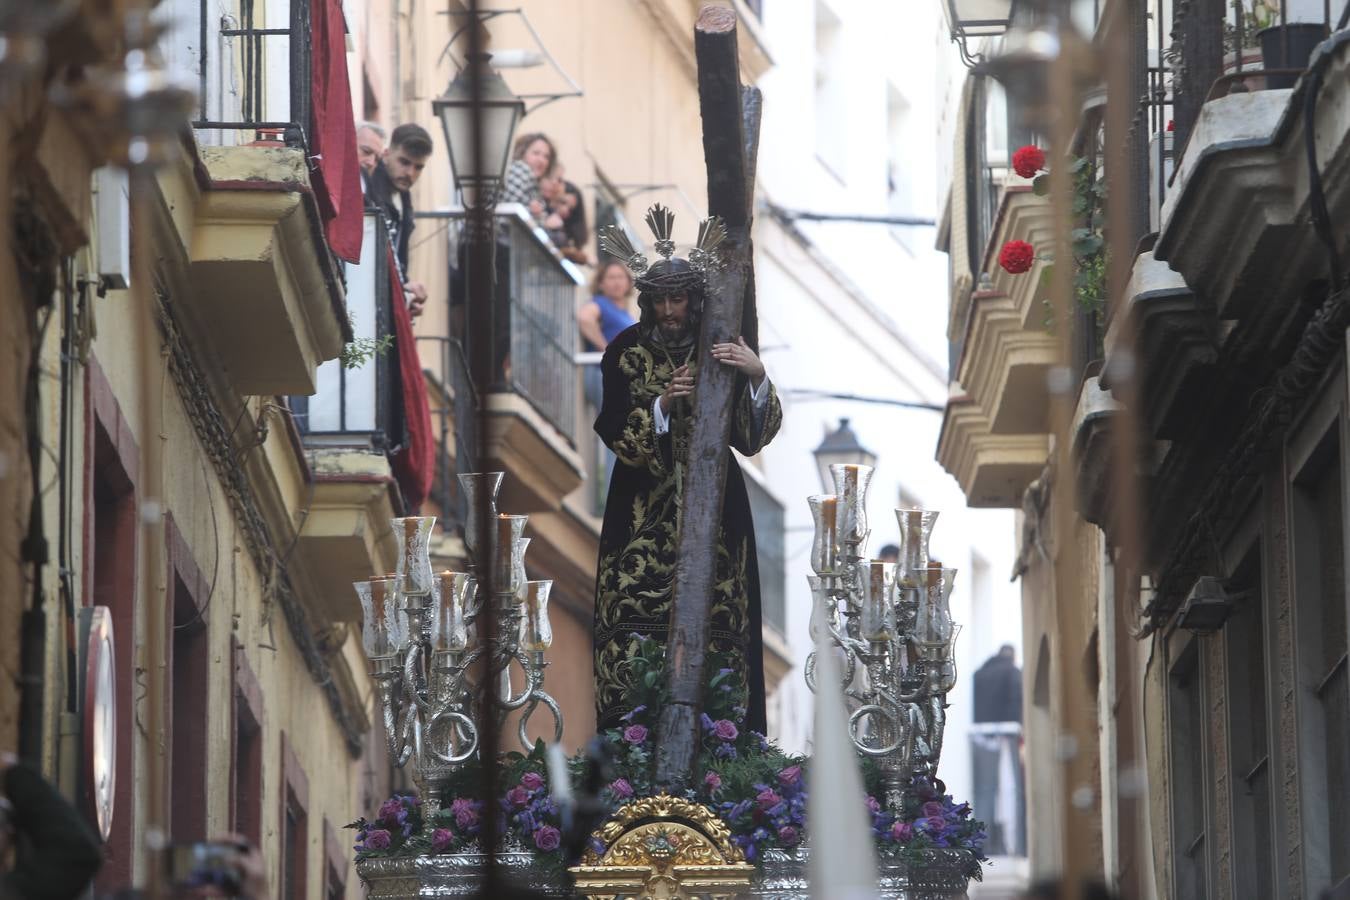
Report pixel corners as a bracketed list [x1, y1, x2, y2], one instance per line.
[937, 187, 1059, 508]
[436, 206, 587, 515]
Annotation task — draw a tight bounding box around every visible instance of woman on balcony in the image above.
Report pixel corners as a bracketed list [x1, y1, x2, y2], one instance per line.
[499, 132, 557, 223]
[578, 259, 637, 409]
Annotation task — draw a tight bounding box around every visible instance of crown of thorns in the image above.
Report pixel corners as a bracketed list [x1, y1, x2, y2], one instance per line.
[597, 204, 727, 294]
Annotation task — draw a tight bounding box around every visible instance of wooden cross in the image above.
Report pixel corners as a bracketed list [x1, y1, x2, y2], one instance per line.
[653, 5, 763, 788]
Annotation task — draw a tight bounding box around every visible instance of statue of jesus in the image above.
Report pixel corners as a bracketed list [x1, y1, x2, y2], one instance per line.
[591, 207, 781, 735]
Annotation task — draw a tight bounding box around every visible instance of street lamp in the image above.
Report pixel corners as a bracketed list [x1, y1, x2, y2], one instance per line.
[974, 0, 1096, 133]
[942, 0, 1016, 66]
[812, 418, 877, 494]
[433, 52, 525, 206]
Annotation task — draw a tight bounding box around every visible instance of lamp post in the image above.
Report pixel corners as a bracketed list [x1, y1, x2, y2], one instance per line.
[811, 418, 877, 494]
[942, 0, 1016, 66]
[432, 52, 524, 393]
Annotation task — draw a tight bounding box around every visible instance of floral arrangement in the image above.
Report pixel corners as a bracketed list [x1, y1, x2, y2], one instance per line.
[997, 146, 1107, 329]
[348, 636, 986, 879]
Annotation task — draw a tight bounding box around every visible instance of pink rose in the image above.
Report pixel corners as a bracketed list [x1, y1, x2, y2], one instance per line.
[865, 795, 882, 815]
[450, 797, 479, 829]
[533, 825, 562, 851]
[891, 821, 913, 842]
[704, 771, 722, 793]
[922, 801, 945, 820]
[778, 825, 801, 846]
[756, 788, 782, 811]
[623, 724, 649, 744]
[506, 786, 531, 808]
[431, 828, 453, 853]
[364, 829, 391, 850]
[378, 799, 404, 825]
[777, 765, 802, 786]
[520, 771, 545, 792]
[922, 815, 947, 832]
[713, 719, 739, 741]
[609, 778, 634, 799]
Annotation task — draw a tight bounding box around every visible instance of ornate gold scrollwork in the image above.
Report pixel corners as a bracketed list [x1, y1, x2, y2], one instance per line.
[569, 794, 755, 899]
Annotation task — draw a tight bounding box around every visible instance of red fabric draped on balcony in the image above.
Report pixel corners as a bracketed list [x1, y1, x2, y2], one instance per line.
[387, 249, 434, 510]
[309, 0, 363, 263]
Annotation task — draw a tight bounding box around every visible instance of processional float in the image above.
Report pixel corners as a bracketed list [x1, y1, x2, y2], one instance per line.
[354, 468, 979, 899]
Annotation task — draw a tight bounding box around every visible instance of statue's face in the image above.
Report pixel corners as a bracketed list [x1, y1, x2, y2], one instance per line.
[653, 293, 691, 342]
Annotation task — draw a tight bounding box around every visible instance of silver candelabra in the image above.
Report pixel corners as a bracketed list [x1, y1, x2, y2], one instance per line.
[355, 472, 563, 811]
[804, 464, 960, 812]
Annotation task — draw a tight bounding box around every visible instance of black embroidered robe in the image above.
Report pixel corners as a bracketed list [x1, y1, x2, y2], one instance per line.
[591, 324, 782, 734]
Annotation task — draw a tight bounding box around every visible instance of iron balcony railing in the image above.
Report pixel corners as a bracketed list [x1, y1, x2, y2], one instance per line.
[289, 213, 398, 447]
[189, 0, 313, 145]
[443, 205, 585, 445]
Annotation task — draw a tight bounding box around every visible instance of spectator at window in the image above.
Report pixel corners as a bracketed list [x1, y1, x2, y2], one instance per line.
[355, 121, 386, 189]
[577, 259, 636, 409]
[499, 132, 557, 221]
[368, 122, 434, 318]
[545, 181, 590, 265]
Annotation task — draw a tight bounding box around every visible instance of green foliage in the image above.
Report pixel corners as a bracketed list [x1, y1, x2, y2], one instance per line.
[341, 333, 396, 369]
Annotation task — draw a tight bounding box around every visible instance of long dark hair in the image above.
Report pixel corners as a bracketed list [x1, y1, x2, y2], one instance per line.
[562, 181, 588, 249]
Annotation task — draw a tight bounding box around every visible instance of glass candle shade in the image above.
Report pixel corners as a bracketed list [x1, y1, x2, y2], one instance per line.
[457, 472, 504, 559]
[518, 580, 554, 651]
[829, 464, 874, 550]
[392, 516, 437, 596]
[432, 571, 475, 652]
[915, 566, 957, 643]
[807, 574, 831, 641]
[491, 515, 528, 594]
[808, 494, 840, 575]
[356, 575, 404, 658]
[895, 509, 939, 588]
[860, 561, 898, 642]
[512, 538, 530, 598]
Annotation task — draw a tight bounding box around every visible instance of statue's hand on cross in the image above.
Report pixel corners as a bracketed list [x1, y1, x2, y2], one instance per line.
[659, 365, 696, 415]
[710, 336, 765, 388]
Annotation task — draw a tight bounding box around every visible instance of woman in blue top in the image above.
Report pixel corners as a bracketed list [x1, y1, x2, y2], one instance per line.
[579, 260, 637, 406]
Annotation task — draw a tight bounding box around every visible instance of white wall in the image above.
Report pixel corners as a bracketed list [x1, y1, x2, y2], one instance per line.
[751, 0, 1022, 812]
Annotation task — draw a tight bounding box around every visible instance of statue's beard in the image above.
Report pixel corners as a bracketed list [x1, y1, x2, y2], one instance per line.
[659, 320, 693, 344]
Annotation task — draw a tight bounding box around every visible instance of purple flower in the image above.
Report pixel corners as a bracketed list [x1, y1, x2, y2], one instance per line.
[756, 789, 782, 812]
[778, 825, 801, 846]
[534, 825, 562, 851]
[623, 724, 649, 744]
[704, 771, 722, 793]
[700, 712, 716, 733]
[777, 765, 802, 786]
[713, 742, 738, 760]
[891, 821, 913, 842]
[588, 836, 607, 856]
[378, 799, 403, 820]
[713, 719, 739, 741]
[921, 815, 947, 832]
[609, 778, 634, 799]
[431, 828, 453, 853]
[520, 771, 545, 792]
[866, 795, 882, 815]
[922, 801, 945, 820]
[620, 704, 647, 723]
[450, 797, 479, 830]
[364, 829, 391, 850]
[506, 786, 531, 808]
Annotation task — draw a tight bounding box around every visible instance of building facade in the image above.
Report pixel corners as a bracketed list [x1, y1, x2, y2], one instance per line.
[937, 1, 1350, 897]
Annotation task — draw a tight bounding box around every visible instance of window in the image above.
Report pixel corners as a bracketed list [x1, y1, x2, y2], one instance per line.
[324, 819, 349, 899]
[88, 361, 138, 894]
[280, 733, 310, 897]
[1291, 424, 1350, 889]
[813, 1, 847, 180]
[1224, 545, 1273, 899]
[1168, 639, 1208, 900]
[168, 517, 209, 842]
[232, 641, 264, 846]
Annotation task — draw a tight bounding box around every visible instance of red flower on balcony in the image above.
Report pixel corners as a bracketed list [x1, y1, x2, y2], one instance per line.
[999, 240, 1035, 274]
[1011, 144, 1046, 179]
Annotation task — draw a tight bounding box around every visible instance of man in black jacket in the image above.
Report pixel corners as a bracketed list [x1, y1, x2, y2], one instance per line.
[368, 122, 434, 318]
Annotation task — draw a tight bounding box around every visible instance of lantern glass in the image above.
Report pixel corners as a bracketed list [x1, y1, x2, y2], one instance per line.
[355, 575, 404, 658]
[945, 0, 1016, 35]
[433, 55, 525, 204]
[519, 580, 553, 651]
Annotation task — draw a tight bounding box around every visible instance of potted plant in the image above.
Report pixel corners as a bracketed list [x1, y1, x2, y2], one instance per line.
[1222, 0, 1273, 85]
[1256, 0, 1329, 90]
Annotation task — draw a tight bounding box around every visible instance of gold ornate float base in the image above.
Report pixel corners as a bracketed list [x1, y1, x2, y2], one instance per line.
[568, 794, 756, 900]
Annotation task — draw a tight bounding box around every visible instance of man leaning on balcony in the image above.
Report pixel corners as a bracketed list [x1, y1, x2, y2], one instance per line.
[368, 122, 433, 319]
